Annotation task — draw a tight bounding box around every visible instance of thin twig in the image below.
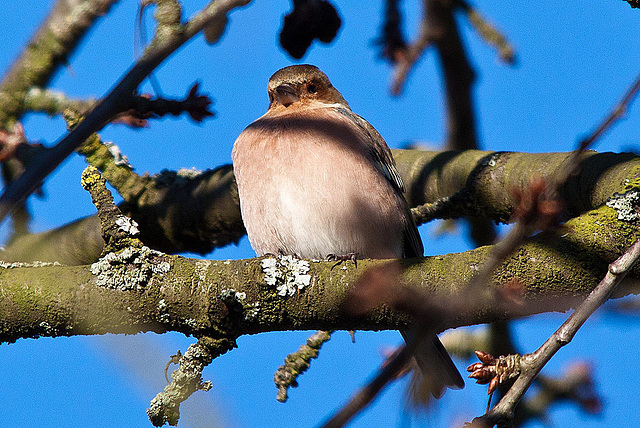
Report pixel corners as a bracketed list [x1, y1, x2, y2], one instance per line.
[23, 87, 97, 118]
[130, 82, 215, 122]
[479, 234, 640, 426]
[274, 330, 333, 402]
[320, 339, 418, 428]
[390, 0, 433, 96]
[456, 0, 516, 65]
[375, 0, 408, 63]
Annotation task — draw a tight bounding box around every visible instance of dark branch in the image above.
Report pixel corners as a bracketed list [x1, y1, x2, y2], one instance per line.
[0, 0, 121, 126]
[0, 0, 251, 227]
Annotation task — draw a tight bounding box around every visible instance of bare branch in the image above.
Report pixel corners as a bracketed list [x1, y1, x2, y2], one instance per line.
[375, 0, 407, 63]
[129, 82, 215, 123]
[389, 0, 433, 96]
[477, 231, 640, 426]
[0, 0, 252, 227]
[456, 0, 516, 65]
[0, 0, 120, 126]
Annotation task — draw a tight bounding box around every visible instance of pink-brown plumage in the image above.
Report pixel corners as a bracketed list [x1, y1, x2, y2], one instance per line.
[233, 105, 408, 259]
[232, 64, 463, 400]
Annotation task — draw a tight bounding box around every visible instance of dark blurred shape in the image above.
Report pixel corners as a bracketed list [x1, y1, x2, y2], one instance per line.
[375, 0, 407, 63]
[279, 0, 341, 59]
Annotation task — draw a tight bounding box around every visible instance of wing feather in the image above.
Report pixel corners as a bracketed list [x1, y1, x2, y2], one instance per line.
[334, 106, 423, 258]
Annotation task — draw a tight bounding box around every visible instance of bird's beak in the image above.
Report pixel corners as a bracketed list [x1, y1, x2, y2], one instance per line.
[275, 84, 299, 107]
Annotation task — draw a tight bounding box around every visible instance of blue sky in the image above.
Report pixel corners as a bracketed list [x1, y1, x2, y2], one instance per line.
[0, 1, 639, 427]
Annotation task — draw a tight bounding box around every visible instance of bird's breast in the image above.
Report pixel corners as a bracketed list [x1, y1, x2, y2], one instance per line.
[232, 109, 405, 260]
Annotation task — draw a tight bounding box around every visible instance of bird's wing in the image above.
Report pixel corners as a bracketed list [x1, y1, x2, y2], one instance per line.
[335, 106, 424, 258]
[335, 107, 405, 193]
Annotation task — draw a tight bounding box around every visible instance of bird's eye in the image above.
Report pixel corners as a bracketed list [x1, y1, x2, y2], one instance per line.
[307, 84, 317, 94]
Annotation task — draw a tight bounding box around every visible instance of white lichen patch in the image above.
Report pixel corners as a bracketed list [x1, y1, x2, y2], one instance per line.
[194, 260, 212, 293]
[261, 255, 311, 297]
[195, 260, 212, 280]
[115, 215, 140, 236]
[0, 261, 62, 269]
[39, 321, 59, 336]
[104, 141, 133, 169]
[157, 299, 170, 323]
[606, 189, 640, 221]
[176, 167, 203, 179]
[90, 246, 171, 290]
[220, 288, 246, 301]
[244, 301, 260, 320]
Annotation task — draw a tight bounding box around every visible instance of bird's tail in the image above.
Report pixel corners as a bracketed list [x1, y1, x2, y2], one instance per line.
[400, 330, 464, 405]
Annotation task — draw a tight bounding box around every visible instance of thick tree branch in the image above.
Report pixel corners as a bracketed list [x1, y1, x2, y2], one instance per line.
[2, 149, 639, 264]
[1, 194, 640, 344]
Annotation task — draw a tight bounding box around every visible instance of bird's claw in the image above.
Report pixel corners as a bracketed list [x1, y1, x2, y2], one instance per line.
[327, 253, 358, 270]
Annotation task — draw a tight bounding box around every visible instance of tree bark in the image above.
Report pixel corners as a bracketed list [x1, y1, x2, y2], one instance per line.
[1, 189, 639, 344]
[2, 149, 638, 264]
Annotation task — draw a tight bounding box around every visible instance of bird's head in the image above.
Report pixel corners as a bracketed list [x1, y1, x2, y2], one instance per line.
[266, 65, 349, 110]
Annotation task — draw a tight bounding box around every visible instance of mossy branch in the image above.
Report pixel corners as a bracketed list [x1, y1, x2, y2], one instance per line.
[274, 330, 333, 402]
[147, 336, 237, 427]
[1, 195, 639, 345]
[2, 149, 639, 265]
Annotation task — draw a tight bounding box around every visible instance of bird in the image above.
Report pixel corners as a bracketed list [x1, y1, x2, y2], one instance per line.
[231, 64, 464, 400]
